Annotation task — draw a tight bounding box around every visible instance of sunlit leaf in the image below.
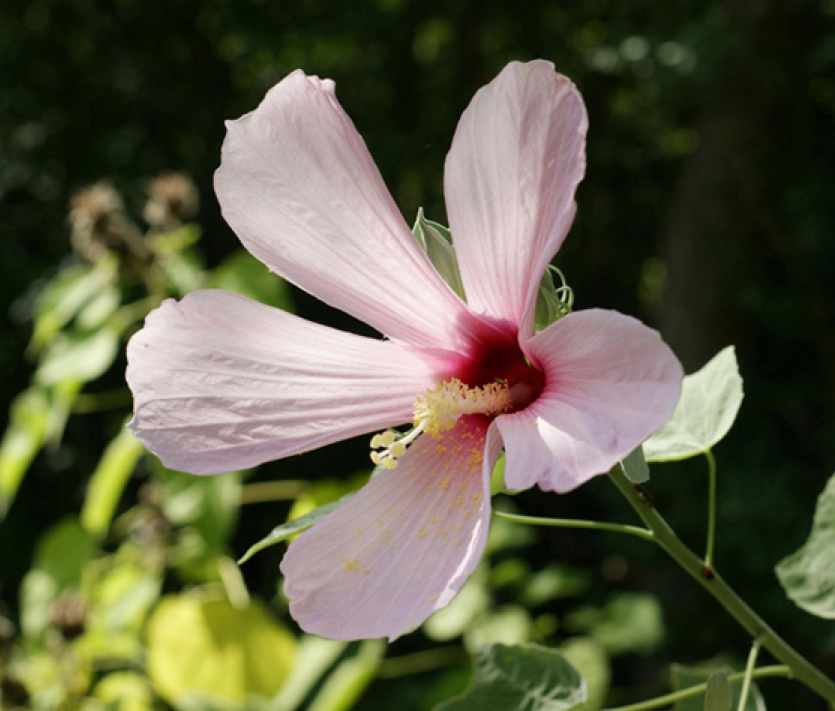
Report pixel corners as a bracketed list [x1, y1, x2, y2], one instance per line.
[0, 387, 50, 517]
[238, 493, 354, 564]
[413, 209, 466, 299]
[35, 327, 120, 385]
[81, 425, 145, 539]
[270, 636, 348, 711]
[435, 643, 587, 711]
[775, 471, 835, 618]
[519, 564, 592, 607]
[92, 671, 155, 711]
[30, 257, 117, 351]
[671, 663, 765, 711]
[146, 594, 296, 706]
[644, 346, 743, 462]
[76, 283, 122, 330]
[306, 639, 386, 711]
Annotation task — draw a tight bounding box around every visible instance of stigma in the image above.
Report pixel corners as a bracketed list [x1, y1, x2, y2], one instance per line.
[369, 378, 512, 469]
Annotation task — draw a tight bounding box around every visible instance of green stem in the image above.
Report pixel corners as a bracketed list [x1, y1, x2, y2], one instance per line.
[493, 510, 654, 542]
[608, 465, 835, 705]
[738, 638, 763, 711]
[705, 448, 718, 569]
[603, 665, 790, 711]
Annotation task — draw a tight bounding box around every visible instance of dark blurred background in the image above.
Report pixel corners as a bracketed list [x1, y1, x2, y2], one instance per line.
[2, 0, 834, 707]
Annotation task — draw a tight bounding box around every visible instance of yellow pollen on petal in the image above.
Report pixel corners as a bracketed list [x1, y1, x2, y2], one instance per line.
[414, 378, 512, 436]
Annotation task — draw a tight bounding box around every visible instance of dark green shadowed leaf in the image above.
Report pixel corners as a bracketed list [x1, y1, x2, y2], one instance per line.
[238, 493, 354, 564]
[434, 643, 587, 711]
[776, 471, 835, 618]
[644, 346, 743, 462]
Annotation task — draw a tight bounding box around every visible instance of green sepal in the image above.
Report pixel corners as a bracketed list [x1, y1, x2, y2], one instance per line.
[412, 209, 466, 299]
[620, 445, 649, 484]
[535, 266, 573, 331]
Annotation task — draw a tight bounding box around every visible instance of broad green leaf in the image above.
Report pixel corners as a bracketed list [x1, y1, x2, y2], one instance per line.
[146, 594, 296, 706]
[20, 518, 98, 642]
[560, 638, 610, 711]
[435, 643, 587, 711]
[413, 209, 466, 299]
[270, 636, 348, 711]
[0, 387, 50, 517]
[775, 471, 835, 618]
[82, 426, 145, 539]
[212, 250, 294, 311]
[621, 445, 649, 484]
[76, 283, 122, 330]
[671, 664, 765, 711]
[92, 672, 155, 711]
[238, 493, 354, 564]
[36, 327, 120, 385]
[704, 671, 733, 711]
[564, 593, 664, 656]
[644, 346, 743, 462]
[306, 639, 386, 711]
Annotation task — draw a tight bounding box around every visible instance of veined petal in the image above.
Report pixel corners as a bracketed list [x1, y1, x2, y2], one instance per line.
[445, 60, 588, 334]
[498, 310, 682, 493]
[215, 70, 475, 351]
[281, 415, 500, 641]
[127, 290, 441, 475]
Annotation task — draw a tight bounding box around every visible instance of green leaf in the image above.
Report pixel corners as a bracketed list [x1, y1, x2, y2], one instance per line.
[145, 594, 296, 706]
[238, 493, 354, 564]
[0, 387, 50, 517]
[564, 593, 664, 656]
[775, 471, 835, 618]
[560, 638, 610, 711]
[81, 426, 146, 539]
[270, 636, 348, 711]
[463, 605, 534, 652]
[212, 250, 294, 311]
[621, 445, 649, 484]
[412, 209, 466, 299]
[643, 346, 743, 462]
[704, 671, 733, 711]
[435, 643, 587, 711]
[425, 566, 491, 642]
[30, 257, 117, 351]
[92, 672, 156, 711]
[671, 664, 765, 711]
[20, 518, 98, 642]
[36, 327, 120, 385]
[306, 639, 386, 711]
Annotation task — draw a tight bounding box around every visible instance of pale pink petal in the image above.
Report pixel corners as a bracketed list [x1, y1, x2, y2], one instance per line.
[444, 60, 588, 334]
[497, 310, 682, 492]
[214, 70, 476, 351]
[281, 415, 500, 641]
[126, 290, 444, 475]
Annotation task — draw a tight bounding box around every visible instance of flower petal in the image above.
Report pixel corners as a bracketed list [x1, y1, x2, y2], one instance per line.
[445, 60, 588, 333]
[498, 310, 682, 492]
[280, 415, 499, 641]
[127, 290, 442, 475]
[215, 70, 475, 351]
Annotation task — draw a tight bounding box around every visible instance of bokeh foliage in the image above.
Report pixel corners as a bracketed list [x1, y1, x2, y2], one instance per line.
[2, 0, 835, 709]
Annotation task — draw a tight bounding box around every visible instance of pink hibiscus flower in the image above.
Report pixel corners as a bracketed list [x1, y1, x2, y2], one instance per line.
[126, 60, 682, 641]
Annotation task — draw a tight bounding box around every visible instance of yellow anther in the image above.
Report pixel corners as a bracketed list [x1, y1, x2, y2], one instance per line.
[389, 442, 406, 458]
[414, 378, 512, 436]
[380, 431, 397, 447]
[370, 451, 382, 465]
[370, 433, 383, 449]
[382, 458, 398, 470]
